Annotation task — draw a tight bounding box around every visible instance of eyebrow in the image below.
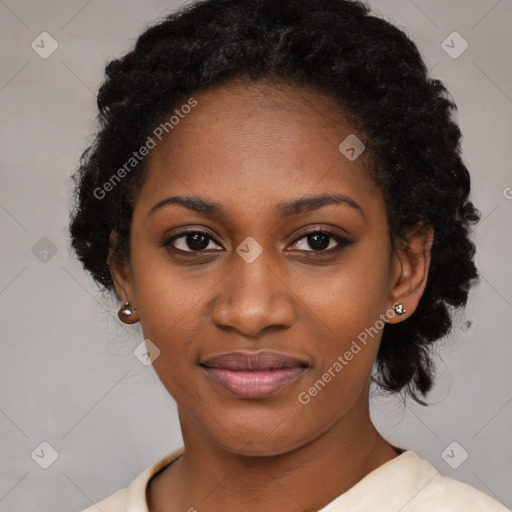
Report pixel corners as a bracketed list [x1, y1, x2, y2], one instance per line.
[147, 193, 364, 220]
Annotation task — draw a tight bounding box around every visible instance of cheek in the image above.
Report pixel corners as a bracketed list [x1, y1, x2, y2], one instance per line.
[298, 238, 391, 337]
[293, 240, 391, 393]
[129, 237, 216, 334]
[294, 287, 385, 429]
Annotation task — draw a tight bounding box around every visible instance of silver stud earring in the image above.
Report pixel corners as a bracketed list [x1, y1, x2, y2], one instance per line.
[393, 303, 406, 315]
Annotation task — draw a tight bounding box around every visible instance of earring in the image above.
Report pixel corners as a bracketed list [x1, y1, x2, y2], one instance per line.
[393, 303, 406, 315]
[118, 302, 139, 324]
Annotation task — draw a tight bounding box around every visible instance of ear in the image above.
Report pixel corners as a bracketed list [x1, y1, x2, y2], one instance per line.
[107, 230, 136, 307]
[387, 223, 434, 323]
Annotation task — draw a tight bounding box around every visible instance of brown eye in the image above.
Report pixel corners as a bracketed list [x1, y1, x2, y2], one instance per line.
[290, 230, 352, 253]
[163, 231, 222, 253]
[305, 232, 331, 250]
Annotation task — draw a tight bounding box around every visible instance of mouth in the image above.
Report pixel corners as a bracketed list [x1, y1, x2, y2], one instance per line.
[200, 350, 309, 399]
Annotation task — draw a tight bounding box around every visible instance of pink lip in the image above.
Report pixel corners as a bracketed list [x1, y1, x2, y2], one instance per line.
[201, 350, 308, 399]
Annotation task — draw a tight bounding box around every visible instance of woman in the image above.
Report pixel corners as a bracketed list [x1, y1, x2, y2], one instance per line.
[70, 0, 508, 510]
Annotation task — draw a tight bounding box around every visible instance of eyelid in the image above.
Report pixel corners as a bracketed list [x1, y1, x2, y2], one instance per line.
[161, 228, 223, 252]
[288, 228, 352, 252]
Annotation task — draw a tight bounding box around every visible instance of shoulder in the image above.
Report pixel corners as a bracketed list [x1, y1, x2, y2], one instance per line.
[78, 447, 185, 512]
[405, 471, 510, 512]
[321, 451, 510, 512]
[387, 452, 510, 512]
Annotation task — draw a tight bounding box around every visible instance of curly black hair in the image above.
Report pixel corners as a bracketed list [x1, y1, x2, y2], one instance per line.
[69, 0, 480, 404]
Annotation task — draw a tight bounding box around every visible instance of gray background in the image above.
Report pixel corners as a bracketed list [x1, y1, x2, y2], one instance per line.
[0, 0, 511, 510]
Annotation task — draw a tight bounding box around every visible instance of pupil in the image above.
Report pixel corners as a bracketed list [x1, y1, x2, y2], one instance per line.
[309, 233, 329, 250]
[188, 233, 209, 250]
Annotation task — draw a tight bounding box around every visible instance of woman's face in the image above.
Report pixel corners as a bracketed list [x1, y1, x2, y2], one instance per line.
[111, 81, 425, 456]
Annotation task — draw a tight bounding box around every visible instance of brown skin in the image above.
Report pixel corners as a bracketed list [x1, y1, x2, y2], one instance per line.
[109, 80, 434, 511]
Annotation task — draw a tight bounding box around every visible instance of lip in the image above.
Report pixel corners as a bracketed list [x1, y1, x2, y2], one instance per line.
[200, 350, 308, 399]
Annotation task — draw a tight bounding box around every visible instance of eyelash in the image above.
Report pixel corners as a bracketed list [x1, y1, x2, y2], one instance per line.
[161, 228, 352, 256]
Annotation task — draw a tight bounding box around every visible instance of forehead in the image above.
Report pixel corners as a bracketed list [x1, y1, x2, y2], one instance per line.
[135, 80, 383, 220]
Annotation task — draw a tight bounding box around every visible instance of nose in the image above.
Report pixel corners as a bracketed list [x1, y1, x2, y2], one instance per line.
[210, 249, 296, 337]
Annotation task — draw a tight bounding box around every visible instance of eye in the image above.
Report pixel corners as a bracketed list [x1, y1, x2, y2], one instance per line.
[289, 229, 352, 253]
[163, 230, 223, 253]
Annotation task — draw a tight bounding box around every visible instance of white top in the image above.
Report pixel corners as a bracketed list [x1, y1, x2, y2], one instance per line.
[81, 447, 509, 511]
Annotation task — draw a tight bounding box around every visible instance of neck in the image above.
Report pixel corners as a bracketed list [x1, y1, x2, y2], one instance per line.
[147, 391, 398, 511]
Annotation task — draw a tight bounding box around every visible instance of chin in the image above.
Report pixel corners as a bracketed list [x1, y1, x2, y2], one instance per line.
[199, 407, 316, 457]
